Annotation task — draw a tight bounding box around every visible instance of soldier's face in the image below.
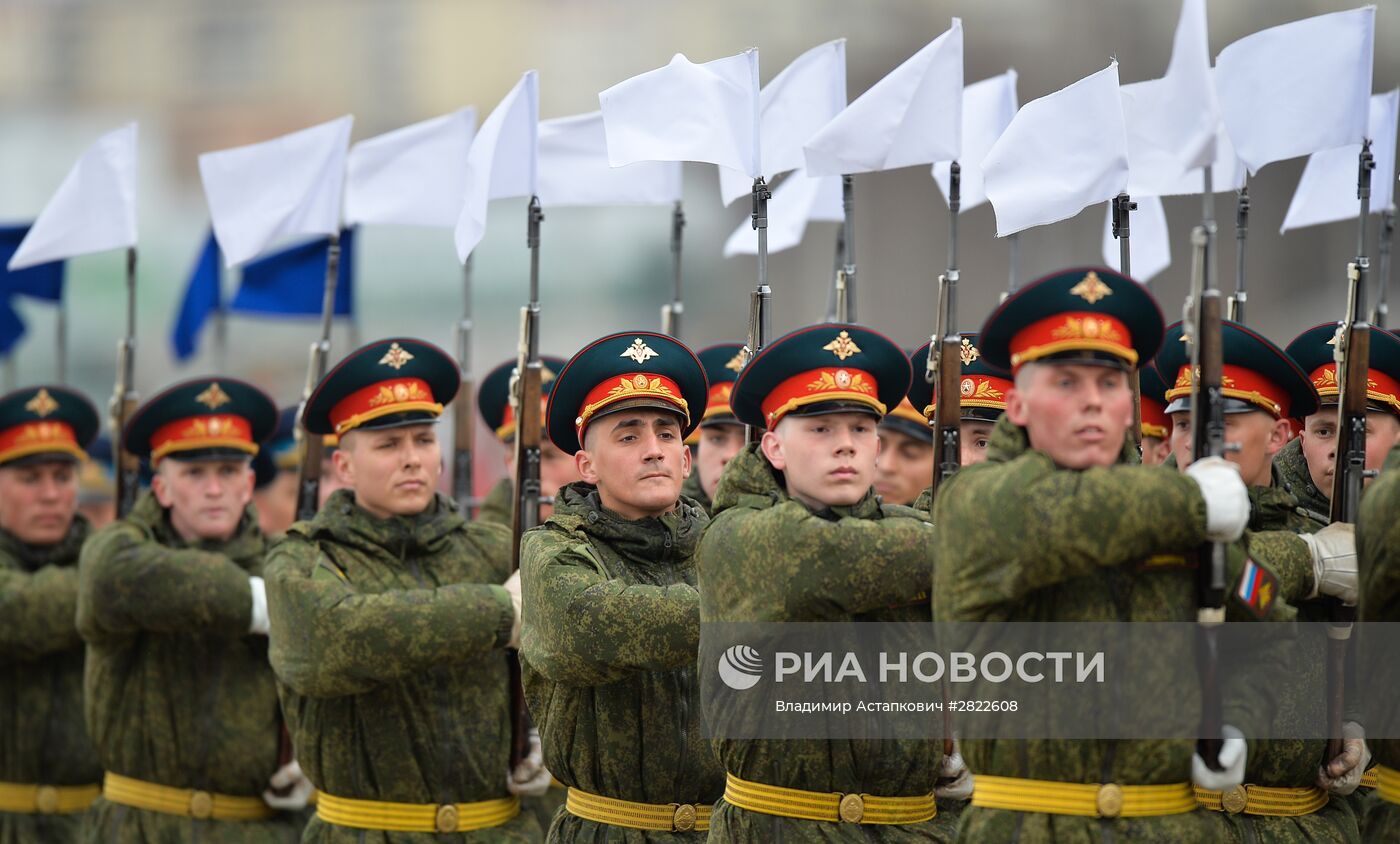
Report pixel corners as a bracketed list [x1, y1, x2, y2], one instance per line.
[152, 458, 254, 542]
[0, 460, 78, 545]
[874, 427, 933, 505]
[1301, 409, 1400, 496]
[255, 470, 299, 535]
[505, 435, 581, 519]
[1006, 363, 1133, 470]
[696, 423, 746, 499]
[763, 412, 879, 509]
[336, 425, 441, 518]
[1140, 435, 1172, 466]
[960, 420, 996, 466]
[577, 410, 690, 520]
[1169, 410, 1287, 486]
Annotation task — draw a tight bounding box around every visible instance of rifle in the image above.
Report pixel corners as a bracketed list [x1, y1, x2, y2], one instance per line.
[1112, 193, 1144, 450]
[927, 163, 961, 499]
[1229, 184, 1249, 323]
[111, 248, 141, 517]
[506, 197, 545, 768]
[743, 178, 772, 444]
[1374, 210, 1394, 329]
[1324, 140, 1375, 763]
[294, 232, 340, 522]
[453, 255, 476, 517]
[662, 202, 685, 338]
[1185, 223, 1226, 770]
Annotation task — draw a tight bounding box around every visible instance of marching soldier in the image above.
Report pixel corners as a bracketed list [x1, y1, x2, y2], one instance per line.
[264, 338, 546, 842]
[680, 343, 746, 514]
[476, 356, 576, 525]
[1139, 362, 1172, 466]
[519, 331, 722, 841]
[698, 323, 956, 842]
[253, 407, 302, 535]
[907, 333, 1012, 471]
[935, 268, 1277, 842]
[77, 376, 309, 842]
[875, 395, 934, 507]
[0, 386, 103, 839]
[1156, 320, 1366, 840]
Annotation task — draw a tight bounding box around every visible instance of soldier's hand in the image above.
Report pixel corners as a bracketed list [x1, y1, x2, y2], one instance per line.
[1317, 721, 1369, 796]
[507, 728, 552, 798]
[1185, 457, 1249, 542]
[934, 741, 973, 801]
[1301, 523, 1357, 605]
[1192, 725, 1246, 791]
[248, 576, 270, 636]
[504, 571, 523, 649]
[262, 760, 314, 811]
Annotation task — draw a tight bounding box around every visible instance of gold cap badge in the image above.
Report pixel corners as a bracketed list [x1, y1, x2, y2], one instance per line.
[379, 342, 415, 370]
[24, 388, 58, 418]
[959, 338, 980, 366]
[195, 382, 231, 410]
[621, 338, 658, 364]
[823, 330, 862, 361]
[1069, 271, 1112, 305]
[725, 350, 747, 372]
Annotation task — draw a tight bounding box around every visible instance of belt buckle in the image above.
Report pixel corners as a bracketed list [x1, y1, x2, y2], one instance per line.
[672, 803, 697, 831]
[189, 790, 213, 820]
[838, 793, 865, 823]
[1095, 783, 1124, 819]
[435, 804, 459, 833]
[1221, 785, 1249, 814]
[35, 785, 60, 814]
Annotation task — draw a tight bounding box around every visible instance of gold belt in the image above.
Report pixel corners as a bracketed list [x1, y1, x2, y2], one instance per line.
[973, 774, 1196, 818]
[315, 790, 518, 833]
[723, 773, 936, 825]
[0, 781, 100, 814]
[1195, 784, 1328, 816]
[102, 772, 273, 821]
[1360, 767, 1379, 790]
[565, 787, 711, 832]
[1377, 766, 1400, 805]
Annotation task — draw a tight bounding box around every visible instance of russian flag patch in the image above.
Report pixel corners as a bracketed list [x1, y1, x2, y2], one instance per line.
[1235, 558, 1277, 619]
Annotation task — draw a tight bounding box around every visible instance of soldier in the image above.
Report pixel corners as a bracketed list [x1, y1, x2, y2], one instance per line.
[906, 333, 1012, 472]
[476, 356, 576, 525]
[253, 407, 301, 535]
[1278, 323, 1400, 516]
[680, 343, 746, 514]
[77, 433, 116, 530]
[0, 386, 103, 840]
[1358, 440, 1400, 835]
[1139, 362, 1172, 466]
[77, 376, 309, 842]
[518, 331, 720, 841]
[1156, 320, 1366, 839]
[875, 395, 934, 506]
[935, 268, 1276, 841]
[697, 323, 957, 842]
[264, 338, 545, 842]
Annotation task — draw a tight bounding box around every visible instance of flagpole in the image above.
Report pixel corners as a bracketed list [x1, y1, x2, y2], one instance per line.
[663, 201, 685, 338]
[1112, 192, 1137, 279]
[1201, 167, 1218, 299]
[453, 254, 476, 516]
[55, 290, 67, 383]
[1374, 210, 1394, 328]
[744, 177, 772, 443]
[825, 226, 845, 322]
[1230, 181, 1249, 322]
[834, 173, 856, 322]
[111, 247, 141, 517]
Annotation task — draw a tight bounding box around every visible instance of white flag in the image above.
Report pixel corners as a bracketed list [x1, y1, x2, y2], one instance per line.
[723, 170, 842, 257]
[8, 122, 138, 271]
[199, 116, 353, 268]
[1282, 89, 1399, 232]
[932, 70, 1018, 213]
[345, 108, 476, 229]
[1102, 195, 1171, 283]
[454, 71, 539, 263]
[1144, 119, 1248, 197]
[804, 20, 963, 177]
[1215, 6, 1375, 175]
[538, 112, 681, 207]
[599, 50, 759, 176]
[982, 62, 1129, 237]
[718, 40, 847, 205]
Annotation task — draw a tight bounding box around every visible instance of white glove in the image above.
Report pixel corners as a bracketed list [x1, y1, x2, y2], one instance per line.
[1301, 523, 1358, 605]
[1185, 457, 1250, 543]
[506, 728, 552, 798]
[934, 742, 973, 801]
[503, 571, 523, 650]
[1317, 721, 1370, 796]
[248, 576, 270, 636]
[1192, 726, 1247, 791]
[262, 760, 314, 811]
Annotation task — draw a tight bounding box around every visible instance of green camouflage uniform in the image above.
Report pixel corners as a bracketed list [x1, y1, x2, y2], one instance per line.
[76, 491, 301, 843]
[697, 444, 950, 843]
[519, 482, 722, 842]
[934, 416, 1288, 843]
[264, 488, 538, 843]
[0, 516, 101, 842]
[1357, 445, 1400, 836]
[678, 473, 710, 516]
[1274, 438, 1333, 524]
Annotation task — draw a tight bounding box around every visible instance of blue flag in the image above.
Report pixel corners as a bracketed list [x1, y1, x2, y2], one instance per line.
[0, 224, 65, 301]
[0, 296, 26, 357]
[232, 227, 354, 317]
[171, 230, 222, 362]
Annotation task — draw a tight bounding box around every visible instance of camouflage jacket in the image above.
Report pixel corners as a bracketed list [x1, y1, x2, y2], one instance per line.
[0, 516, 101, 840]
[477, 477, 512, 526]
[519, 482, 721, 842]
[697, 444, 945, 842]
[1360, 445, 1400, 834]
[265, 489, 539, 843]
[933, 417, 1288, 842]
[77, 491, 300, 842]
[679, 472, 711, 516]
[1274, 438, 1333, 524]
